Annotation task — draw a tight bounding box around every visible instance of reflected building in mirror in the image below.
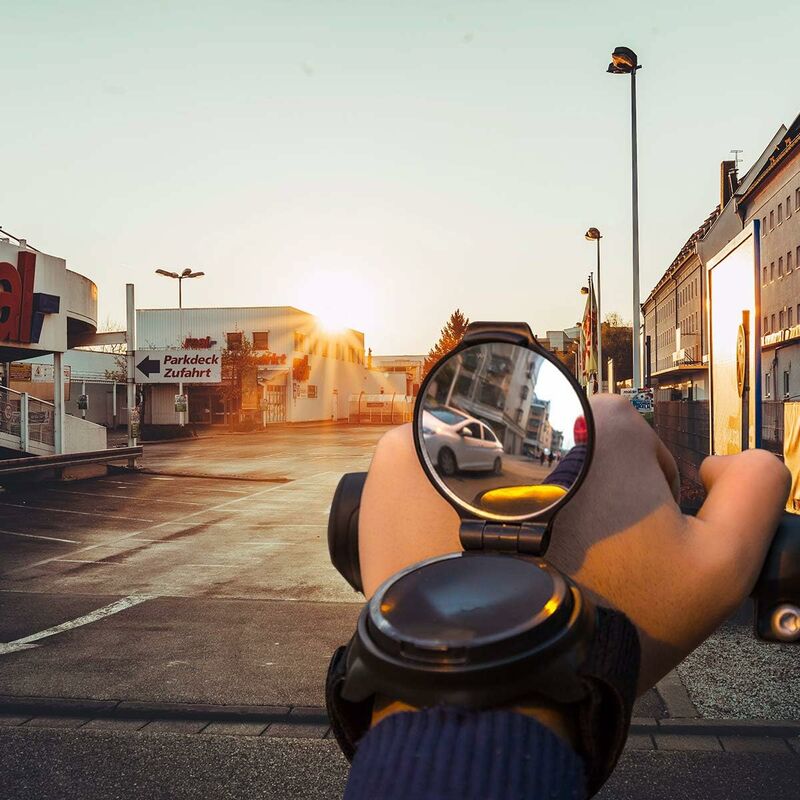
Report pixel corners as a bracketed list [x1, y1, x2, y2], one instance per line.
[431, 344, 539, 455]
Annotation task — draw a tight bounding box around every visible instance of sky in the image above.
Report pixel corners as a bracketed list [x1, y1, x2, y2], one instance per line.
[3, 1, 799, 355]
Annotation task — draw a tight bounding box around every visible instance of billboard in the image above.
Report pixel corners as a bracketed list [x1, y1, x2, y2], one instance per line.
[707, 222, 761, 455]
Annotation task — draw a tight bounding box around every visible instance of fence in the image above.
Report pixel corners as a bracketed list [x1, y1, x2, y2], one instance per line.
[653, 401, 709, 511]
[0, 386, 55, 452]
[348, 393, 413, 425]
[761, 401, 784, 456]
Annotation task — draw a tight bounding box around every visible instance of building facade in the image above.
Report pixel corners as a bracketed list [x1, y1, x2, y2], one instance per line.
[136, 305, 400, 426]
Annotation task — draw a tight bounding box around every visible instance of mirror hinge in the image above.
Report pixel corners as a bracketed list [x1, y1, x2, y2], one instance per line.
[460, 520, 549, 556]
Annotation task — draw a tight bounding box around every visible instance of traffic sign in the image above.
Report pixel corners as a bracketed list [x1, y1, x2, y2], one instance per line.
[622, 387, 654, 413]
[134, 349, 222, 384]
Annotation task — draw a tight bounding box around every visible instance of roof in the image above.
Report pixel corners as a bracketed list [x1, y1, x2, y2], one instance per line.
[738, 111, 800, 205]
[642, 205, 721, 309]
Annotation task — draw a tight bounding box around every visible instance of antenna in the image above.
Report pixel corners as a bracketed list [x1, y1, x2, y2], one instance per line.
[730, 149, 743, 172]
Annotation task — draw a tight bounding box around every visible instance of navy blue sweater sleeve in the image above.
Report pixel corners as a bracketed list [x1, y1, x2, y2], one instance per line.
[343, 708, 585, 800]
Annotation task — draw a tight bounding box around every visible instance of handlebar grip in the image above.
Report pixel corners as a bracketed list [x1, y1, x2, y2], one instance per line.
[751, 512, 800, 642]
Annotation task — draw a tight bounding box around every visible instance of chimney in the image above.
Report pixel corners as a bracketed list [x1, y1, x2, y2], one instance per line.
[18, 238, 27, 250]
[720, 160, 737, 208]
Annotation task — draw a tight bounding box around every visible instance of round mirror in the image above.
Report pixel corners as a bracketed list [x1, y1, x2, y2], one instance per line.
[416, 341, 592, 520]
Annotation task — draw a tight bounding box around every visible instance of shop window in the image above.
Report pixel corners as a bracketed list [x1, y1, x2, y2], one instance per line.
[252, 331, 269, 350]
[226, 331, 243, 350]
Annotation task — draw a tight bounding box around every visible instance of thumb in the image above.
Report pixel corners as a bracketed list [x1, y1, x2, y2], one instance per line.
[695, 449, 790, 568]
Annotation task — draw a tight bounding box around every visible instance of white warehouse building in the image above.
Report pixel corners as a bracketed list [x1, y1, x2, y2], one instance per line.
[136, 305, 400, 426]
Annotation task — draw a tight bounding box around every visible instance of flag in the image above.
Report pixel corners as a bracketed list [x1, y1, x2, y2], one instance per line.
[581, 281, 598, 390]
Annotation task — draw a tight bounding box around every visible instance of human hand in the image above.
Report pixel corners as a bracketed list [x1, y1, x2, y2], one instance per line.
[358, 395, 790, 694]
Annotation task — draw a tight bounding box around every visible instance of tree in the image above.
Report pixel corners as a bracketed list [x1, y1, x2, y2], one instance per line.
[220, 334, 260, 424]
[601, 313, 633, 385]
[423, 309, 470, 377]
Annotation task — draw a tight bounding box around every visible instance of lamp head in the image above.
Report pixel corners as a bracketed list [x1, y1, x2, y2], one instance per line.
[584, 227, 602, 241]
[155, 269, 179, 279]
[607, 46, 639, 74]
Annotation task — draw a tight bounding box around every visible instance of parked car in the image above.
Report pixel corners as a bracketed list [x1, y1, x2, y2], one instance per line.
[421, 406, 504, 476]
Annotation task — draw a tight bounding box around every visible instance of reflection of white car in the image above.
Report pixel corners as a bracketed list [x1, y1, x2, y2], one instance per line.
[422, 407, 503, 477]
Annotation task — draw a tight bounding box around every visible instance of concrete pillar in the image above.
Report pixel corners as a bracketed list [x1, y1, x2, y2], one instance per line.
[53, 351, 64, 454]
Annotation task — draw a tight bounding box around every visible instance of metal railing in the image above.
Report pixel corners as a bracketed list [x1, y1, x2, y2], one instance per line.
[0, 385, 55, 453]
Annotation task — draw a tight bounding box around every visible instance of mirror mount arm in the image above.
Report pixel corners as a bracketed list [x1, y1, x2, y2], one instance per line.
[462, 321, 536, 348]
[460, 520, 551, 557]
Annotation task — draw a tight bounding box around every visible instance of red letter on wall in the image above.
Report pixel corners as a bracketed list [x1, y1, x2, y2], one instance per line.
[0, 262, 22, 342]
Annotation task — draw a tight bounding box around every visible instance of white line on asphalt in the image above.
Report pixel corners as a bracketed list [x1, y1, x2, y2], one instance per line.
[0, 594, 155, 656]
[150, 476, 176, 480]
[6, 473, 328, 575]
[53, 559, 123, 565]
[0, 529, 81, 544]
[185, 564, 229, 568]
[46, 488, 205, 506]
[0, 502, 154, 523]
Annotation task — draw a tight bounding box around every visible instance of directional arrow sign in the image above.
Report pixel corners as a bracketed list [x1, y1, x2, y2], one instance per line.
[134, 349, 222, 384]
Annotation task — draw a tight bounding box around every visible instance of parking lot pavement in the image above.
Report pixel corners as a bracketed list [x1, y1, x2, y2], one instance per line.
[0, 424, 797, 724]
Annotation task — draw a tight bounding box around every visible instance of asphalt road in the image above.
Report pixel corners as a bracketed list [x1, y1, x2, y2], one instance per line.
[1, 727, 797, 800]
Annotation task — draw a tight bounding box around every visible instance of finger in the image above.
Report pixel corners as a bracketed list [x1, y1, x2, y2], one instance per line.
[694, 450, 790, 583]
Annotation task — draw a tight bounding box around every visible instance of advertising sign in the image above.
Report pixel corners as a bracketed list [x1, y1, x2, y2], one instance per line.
[135, 349, 222, 384]
[707, 224, 760, 455]
[622, 387, 654, 413]
[77, 394, 89, 411]
[174, 394, 187, 413]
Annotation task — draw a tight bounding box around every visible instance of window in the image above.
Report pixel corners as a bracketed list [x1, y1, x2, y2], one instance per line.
[762, 216, 767, 236]
[788, 196, 793, 217]
[308, 385, 318, 399]
[771, 261, 775, 281]
[780, 310, 785, 328]
[778, 203, 783, 224]
[252, 331, 269, 350]
[226, 331, 243, 350]
[294, 331, 306, 352]
[789, 251, 794, 273]
[764, 316, 769, 333]
[763, 266, 768, 285]
[796, 188, 800, 209]
[785, 371, 790, 397]
[765, 370, 771, 398]
[770, 210, 775, 230]
[779, 256, 784, 277]
[772, 313, 777, 331]
[790, 307, 794, 327]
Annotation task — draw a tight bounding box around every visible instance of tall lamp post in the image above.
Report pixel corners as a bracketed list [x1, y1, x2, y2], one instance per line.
[608, 46, 642, 389]
[155, 267, 205, 426]
[584, 227, 603, 390]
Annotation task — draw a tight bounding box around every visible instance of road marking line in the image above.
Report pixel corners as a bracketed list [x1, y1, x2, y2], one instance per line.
[0, 529, 80, 544]
[46, 488, 204, 506]
[0, 502, 154, 523]
[0, 594, 155, 656]
[5, 473, 324, 576]
[53, 559, 123, 566]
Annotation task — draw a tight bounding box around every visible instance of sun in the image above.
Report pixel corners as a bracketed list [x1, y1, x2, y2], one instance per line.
[296, 269, 376, 334]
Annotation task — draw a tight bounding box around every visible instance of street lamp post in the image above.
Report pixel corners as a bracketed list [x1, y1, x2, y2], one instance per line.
[155, 268, 205, 426]
[608, 46, 642, 389]
[585, 227, 603, 390]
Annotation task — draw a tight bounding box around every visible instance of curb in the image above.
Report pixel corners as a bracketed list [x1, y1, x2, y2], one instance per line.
[1, 696, 799, 750]
[134, 468, 291, 484]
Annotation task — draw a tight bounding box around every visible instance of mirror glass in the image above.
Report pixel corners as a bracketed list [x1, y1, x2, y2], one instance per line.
[418, 342, 589, 518]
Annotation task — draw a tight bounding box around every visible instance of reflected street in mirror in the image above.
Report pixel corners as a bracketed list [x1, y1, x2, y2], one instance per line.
[419, 342, 589, 517]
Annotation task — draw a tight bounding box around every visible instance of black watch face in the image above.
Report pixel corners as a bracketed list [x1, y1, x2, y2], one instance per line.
[416, 340, 592, 521]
